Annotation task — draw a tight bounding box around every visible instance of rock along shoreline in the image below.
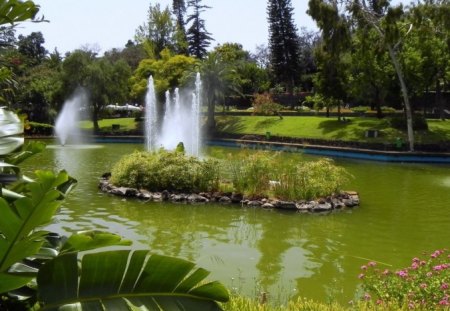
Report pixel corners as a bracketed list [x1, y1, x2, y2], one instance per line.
[99, 174, 360, 213]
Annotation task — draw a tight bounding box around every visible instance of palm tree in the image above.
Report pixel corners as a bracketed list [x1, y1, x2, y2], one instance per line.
[199, 52, 239, 133]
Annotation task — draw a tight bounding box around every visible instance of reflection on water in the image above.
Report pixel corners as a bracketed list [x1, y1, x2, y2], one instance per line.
[20, 141, 450, 304]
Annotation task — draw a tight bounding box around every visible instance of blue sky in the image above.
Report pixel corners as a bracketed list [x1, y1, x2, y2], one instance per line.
[16, 0, 314, 55]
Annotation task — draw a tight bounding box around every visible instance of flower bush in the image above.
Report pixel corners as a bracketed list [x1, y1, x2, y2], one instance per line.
[359, 249, 450, 309]
[252, 93, 284, 116]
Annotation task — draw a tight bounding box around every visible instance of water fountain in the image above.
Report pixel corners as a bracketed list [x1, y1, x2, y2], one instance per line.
[145, 73, 202, 157]
[54, 89, 88, 146]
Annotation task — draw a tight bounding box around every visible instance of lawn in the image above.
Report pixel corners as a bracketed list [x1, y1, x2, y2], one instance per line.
[79, 118, 139, 132]
[79, 116, 450, 144]
[215, 115, 450, 144]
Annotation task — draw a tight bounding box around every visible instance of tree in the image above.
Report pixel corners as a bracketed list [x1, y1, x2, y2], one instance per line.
[61, 50, 131, 131]
[214, 43, 270, 96]
[267, 0, 301, 93]
[348, 26, 396, 118]
[186, 0, 213, 59]
[308, 0, 351, 119]
[103, 40, 146, 70]
[200, 51, 239, 132]
[129, 50, 197, 102]
[135, 3, 175, 59]
[17, 31, 47, 65]
[407, 0, 450, 119]
[173, 0, 189, 55]
[349, 0, 416, 151]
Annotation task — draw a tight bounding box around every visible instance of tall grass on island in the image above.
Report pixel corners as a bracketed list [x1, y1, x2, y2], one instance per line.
[109, 149, 351, 201]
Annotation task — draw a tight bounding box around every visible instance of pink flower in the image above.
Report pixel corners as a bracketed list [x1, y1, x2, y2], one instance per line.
[361, 265, 367, 270]
[358, 273, 365, 279]
[439, 299, 449, 306]
[420, 260, 426, 266]
[396, 270, 408, 278]
[411, 262, 419, 270]
[441, 283, 449, 290]
[376, 299, 383, 305]
[364, 293, 371, 301]
[420, 283, 427, 289]
[368, 261, 376, 267]
[434, 265, 445, 271]
[412, 257, 420, 263]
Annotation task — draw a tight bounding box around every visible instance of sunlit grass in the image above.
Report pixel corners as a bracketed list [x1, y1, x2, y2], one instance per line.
[216, 116, 450, 144]
[79, 118, 139, 131]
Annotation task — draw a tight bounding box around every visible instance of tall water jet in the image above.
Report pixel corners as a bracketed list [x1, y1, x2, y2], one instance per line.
[144, 73, 203, 157]
[54, 89, 87, 146]
[191, 73, 202, 157]
[144, 76, 157, 151]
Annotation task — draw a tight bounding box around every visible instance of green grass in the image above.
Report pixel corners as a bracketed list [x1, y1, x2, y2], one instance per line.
[78, 116, 450, 144]
[79, 118, 139, 132]
[216, 116, 450, 144]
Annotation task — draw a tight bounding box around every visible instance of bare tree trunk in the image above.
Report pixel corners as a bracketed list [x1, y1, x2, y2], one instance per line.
[387, 45, 414, 151]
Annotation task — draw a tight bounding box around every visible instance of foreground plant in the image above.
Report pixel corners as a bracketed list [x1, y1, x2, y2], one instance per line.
[359, 249, 450, 309]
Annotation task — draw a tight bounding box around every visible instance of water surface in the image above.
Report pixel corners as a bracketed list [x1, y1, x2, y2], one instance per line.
[21, 141, 450, 304]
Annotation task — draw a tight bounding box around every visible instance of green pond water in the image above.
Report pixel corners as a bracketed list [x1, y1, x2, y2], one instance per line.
[21, 140, 450, 305]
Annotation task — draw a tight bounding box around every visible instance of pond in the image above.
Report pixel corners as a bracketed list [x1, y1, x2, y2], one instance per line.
[21, 140, 450, 305]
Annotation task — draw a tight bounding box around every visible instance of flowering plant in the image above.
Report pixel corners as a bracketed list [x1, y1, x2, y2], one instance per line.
[358, 249, 450, 309]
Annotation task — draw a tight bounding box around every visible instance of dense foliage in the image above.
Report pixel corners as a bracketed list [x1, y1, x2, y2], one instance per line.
[110, 149, 221, 192]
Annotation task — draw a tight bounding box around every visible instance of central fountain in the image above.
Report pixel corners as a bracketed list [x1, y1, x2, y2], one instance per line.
[145, 73, 203, 157]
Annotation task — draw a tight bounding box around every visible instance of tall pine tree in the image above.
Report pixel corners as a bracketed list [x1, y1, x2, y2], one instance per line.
[267, 0, 301, 93]
[186, 0, 213, 59]
[172, 0, 189, 55]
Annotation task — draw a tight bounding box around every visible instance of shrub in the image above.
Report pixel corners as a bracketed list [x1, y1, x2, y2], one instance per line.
[225, 151, 277, 198]
[351, 106, 370, 114]
[110, 149, 220, 192]
[24, 122, 54, 136]
[381, 106, 396, 113]
[252, 93, 284, 116]
[272, 158, 351, 201]
[223, 152, 350, 200]
[359, 249, 450, 309]
[389, 115, 428, 131]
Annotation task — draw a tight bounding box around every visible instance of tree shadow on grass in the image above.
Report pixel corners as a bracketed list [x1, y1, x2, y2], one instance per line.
[215, 116, 246, 133]
[254, 118, 283, 131]
[317, 119, 353, 137]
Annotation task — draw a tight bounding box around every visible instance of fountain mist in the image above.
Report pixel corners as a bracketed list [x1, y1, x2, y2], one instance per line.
[54, 89, 88, 146]
[144, 73, 203, 157]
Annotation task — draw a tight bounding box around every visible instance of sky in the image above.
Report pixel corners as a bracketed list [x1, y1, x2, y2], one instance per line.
[16, 0, 316, 55]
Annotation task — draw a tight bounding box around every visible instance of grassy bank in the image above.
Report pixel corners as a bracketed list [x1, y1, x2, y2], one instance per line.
[78, 116, 449, 145]
[215, 116, 450, 144]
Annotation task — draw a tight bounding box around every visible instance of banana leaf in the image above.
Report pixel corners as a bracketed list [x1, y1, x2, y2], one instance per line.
[0, 0, 40, 26]
[0, 107, 23, 155]
[0, 170, 77, 293]
[37, 250, 229, 311]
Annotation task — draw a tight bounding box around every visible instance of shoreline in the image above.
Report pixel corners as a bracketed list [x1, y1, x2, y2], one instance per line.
[98, 175, 360, 214]
[26, 134, 450, 163]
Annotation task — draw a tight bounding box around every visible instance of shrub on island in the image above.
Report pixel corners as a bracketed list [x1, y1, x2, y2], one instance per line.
[110, 149, 220, 192]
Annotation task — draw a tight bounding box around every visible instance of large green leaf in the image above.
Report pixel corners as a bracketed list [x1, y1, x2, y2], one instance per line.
[59, 230, 132, 254]
[0, 0, 41, 26]
[37, 250, 229, 310]
[0, 107, 23, 155]
[5, 141, 46, 165]
[0, 170, 77, 292]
